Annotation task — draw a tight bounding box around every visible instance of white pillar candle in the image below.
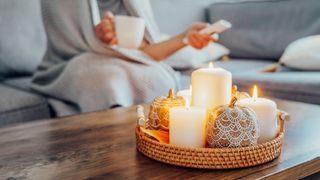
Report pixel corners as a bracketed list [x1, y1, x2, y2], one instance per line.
[191, 62, 232, 109]
[237, 86, 278, 143]
[169, 101, 207, 148]
[177, 85, 192, 103]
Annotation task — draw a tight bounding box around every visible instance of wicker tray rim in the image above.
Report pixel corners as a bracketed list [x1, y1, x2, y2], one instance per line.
[135, 106, 287, 169]
[136, 127, 283, 152]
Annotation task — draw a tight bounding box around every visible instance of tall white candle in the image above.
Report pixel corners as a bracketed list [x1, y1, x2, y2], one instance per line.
[237, 86, 278, 143]
[169, 101, 207, 148]
[191, 62, 232, 109]
[177, 85, 192, 103]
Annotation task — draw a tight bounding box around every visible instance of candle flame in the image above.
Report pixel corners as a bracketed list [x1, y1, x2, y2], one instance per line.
[252, 85, 258, 101]
[185, 99, 190, 110]
[208, 62, 214, 69]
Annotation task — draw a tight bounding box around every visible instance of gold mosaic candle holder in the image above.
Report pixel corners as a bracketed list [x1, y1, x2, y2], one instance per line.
[146, 89, 185, 131]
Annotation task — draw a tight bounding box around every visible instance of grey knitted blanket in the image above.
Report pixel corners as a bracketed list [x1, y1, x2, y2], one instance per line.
[31, 0, 179, 116]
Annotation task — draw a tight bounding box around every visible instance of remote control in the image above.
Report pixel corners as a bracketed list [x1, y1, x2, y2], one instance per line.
[199, 20, 232, 34]
[183, 19, 232, 44]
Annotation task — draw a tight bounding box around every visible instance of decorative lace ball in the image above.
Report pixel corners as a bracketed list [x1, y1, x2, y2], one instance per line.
[206, 97, 259, 148]
[146, 89, 185, 131]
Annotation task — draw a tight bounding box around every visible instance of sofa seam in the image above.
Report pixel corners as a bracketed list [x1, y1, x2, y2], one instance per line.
[209, 0, 295, 6]
[237, 84, 320, 98]
[0, 105, 51, 124]
[0, 101, 50, 115]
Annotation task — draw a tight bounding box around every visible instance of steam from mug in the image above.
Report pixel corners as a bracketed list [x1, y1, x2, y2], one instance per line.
[115, 16, 146, 49]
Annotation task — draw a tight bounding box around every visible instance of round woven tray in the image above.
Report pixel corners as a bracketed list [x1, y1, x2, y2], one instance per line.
[136, 111, 287, 169]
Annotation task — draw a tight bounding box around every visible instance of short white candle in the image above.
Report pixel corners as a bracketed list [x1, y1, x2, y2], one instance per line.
[177, 85, 192, 103]
[237, 86, 278, 143]
[169, 101, 207, 148]
[191, 62, 232, 109]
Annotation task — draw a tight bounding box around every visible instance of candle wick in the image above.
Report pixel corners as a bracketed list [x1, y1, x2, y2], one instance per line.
[208, 62, 214, 69]
[185, 99, 190, 110]
[252, 96, 257, 102]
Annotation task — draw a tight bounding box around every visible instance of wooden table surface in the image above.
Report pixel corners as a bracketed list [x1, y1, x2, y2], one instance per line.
[0, 99, 320, 180]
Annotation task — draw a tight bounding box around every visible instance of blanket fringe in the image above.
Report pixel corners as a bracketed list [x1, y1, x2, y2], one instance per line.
[260, 63, 282, 73]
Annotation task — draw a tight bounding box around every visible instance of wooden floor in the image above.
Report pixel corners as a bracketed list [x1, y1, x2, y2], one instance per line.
[0, 98, 319, 179]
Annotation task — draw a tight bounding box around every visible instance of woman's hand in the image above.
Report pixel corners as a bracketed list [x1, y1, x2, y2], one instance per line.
[95, 11, 117, 45]
[140, 22, 217, 61]
[185, 22, 217, 49]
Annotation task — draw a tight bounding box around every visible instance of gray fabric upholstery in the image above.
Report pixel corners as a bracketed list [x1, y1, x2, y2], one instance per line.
[233, 71, 320, 105]
[4, 77, 78, 118]
[3, 77, 32, 91]
[207, 0, 320, 60]
[180, 59, 320, 105]
[0, 0, 46, 77]
[213, 59, 273, 73]
[150, 0, 216, 35]
[0, 84, 50, 126]
[179, 59, 272, 89]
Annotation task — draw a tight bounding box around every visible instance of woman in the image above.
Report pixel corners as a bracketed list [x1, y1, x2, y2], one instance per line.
[96, 11, 214, 60]
[31, 0, 214, 116]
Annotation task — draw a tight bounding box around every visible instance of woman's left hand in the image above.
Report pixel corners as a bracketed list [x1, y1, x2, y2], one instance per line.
[95, 11, 117, 45]
[185, 22, 217, 49]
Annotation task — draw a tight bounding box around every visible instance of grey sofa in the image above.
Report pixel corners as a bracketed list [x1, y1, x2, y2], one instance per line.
[153, 0, 320, 103]
[0, 0, 51, 126]
[1, 0, 320, 126]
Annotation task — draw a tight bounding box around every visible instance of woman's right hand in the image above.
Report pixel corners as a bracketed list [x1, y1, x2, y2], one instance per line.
[95, 11, 117, 45]
[185, 22, 217, 49]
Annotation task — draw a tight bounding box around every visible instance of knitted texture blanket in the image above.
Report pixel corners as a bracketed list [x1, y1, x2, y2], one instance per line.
[31, 0, 179, 116]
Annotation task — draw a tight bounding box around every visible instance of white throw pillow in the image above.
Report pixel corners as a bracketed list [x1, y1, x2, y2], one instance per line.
[164, 42, 230, 69]
[280, 35, 320, 70]
[162, 33, 230, 69]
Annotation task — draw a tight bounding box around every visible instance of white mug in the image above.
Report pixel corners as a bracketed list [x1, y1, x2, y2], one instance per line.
[115, 15, 145, 49]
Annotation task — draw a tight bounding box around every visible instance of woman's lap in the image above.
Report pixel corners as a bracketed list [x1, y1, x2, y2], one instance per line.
[36, 53, 175, 113]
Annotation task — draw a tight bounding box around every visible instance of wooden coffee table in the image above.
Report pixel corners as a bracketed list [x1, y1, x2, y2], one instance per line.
[0, 98, 319, 179]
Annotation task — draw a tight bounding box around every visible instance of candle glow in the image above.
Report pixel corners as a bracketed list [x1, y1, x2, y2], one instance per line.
[169, 103, 207, 147]
[237, 85, 278, 143]
[185, 99, 190, 110]
[191, 62, 232, 109]
[253, 85, 258, 102]
[208, 62, 214, 68]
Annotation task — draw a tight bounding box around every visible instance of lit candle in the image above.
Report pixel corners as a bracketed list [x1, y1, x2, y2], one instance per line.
[169, 100, 207, 148]
[237, 86, 278, 143]
[191, 62, 232, 109]
[177, 85, 192, 103]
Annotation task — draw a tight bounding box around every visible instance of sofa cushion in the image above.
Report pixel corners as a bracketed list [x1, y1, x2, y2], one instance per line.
[150, 0, 214, 35]
[179, 59, 272, 89]
[0, 84, 51, 126]
[233, 70, 320, 105]
[279, 35, 320, 70]
[0, 0, 46, 77]
[213, 59, 273, 73]
[207, 0, 320, 60]
[180, 59, 320, 105]
[3, 77, 32, 91]
[3, 77, 79, 117]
